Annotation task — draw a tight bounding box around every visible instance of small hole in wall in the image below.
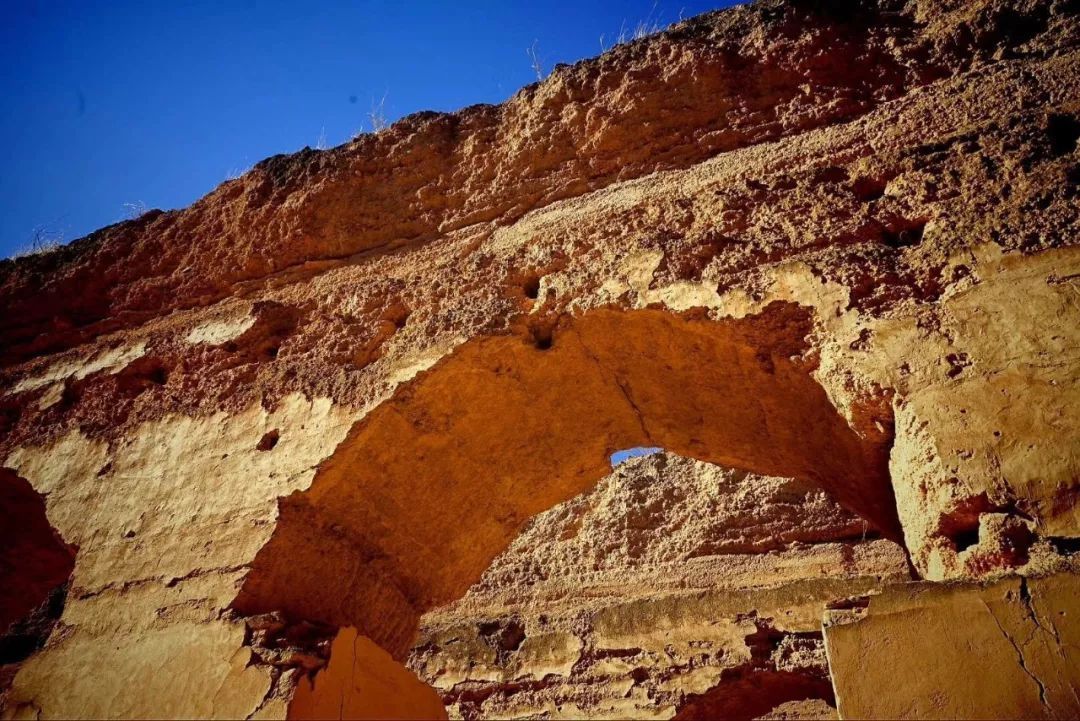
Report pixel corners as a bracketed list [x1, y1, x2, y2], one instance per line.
[257, 430, 280, 452]
[1046, 113, 1080, 157]
[0, 405, 21, 436]
[523, 275, 542, 300]
[945, 352, 969, 378]
[116, 358, 171, 396]
[59, 383, 82, 410]
[813, 165, 849, 184]
[529, 324, 554, 350]
[479, 619, 526, 652]
[952, 525, 980, 553]
[851, 176, 887, 202]
[882, 219, 927, 249]
[499, 620, 526, 651]
[938, 493, 992, 554]
[1066, 163, 1080, 191]
[610, 446, 663, 467]
[1049, 537, 1080, 555]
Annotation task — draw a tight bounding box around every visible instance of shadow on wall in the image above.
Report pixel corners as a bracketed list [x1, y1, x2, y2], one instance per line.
[233, 303, 899, 670]
[0, 468, 75, 668]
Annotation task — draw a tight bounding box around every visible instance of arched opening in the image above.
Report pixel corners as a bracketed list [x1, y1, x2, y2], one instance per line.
[233, 303, 898, 676]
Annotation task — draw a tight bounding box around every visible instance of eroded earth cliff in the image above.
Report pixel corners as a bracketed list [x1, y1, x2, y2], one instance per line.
[2, 0, 1080, 718]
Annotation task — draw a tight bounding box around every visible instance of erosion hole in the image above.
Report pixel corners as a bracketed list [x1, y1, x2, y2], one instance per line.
[938, 493, 992, 553]
[882, 218, 927, 249]
[851, 175, 887, 202]
[1047, 112, 1080, 157]
[115, 357, 170, 396]
[257, 429, 281, 452]
[523, 274, 542, 300]
[951, 525, 981, 553]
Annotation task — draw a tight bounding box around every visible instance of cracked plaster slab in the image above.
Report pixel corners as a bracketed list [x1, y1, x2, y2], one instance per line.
[823, 574, 1080, 719]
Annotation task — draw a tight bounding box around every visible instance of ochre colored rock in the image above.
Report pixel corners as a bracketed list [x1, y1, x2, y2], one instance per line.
[1, 0, 1079, 718]
[232, 305, 899, 658]
[408, 453, 908, 719]
[824, 574, 1080, 719]
[290, 628, 446, 721]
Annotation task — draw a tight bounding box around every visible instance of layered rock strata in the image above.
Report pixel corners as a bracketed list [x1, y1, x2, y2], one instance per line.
[1, 0, 1079, 718]
[409, 453, 910, 719]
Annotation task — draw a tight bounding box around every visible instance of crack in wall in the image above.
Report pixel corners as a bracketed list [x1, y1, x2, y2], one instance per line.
[981, 598, 1048, 708]
[576, 328, 654, 445]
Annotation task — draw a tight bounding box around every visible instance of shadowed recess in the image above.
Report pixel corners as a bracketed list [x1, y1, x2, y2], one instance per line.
[673, 669, 836, 720]
[0, 468, 75, 636]
[233, 304, 899, 659]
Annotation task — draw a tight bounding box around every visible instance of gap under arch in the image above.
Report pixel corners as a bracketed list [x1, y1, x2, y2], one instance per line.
[610, 446, 663, 466]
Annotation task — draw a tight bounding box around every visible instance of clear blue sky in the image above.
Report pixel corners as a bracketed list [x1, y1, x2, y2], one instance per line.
[0, 0, 738, 259]
[611, 447, 663, 466]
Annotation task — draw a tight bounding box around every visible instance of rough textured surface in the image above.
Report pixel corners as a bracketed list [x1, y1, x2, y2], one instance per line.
[1, 0, 1080, 717]
[408, 453, 908, 719]
[231, 304, 899, 661]
[824, 573, 1080, 719]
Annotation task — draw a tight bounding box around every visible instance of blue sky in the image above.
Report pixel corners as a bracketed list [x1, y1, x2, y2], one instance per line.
[0, 0, 738, 259]
[611, 447, 663, 466]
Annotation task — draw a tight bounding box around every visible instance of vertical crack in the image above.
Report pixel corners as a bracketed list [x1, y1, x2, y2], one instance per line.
[1019, 578, 1058, 644]
[981, 599, 1048, 708]
[576, 330, 652, 443]
[612, 375, 651, 441]
[1018, 578, 1080, 710]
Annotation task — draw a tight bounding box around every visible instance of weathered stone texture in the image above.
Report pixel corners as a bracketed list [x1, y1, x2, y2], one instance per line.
[408, 453, 908, 719]
[824, 574, 1080, 719]
[1, 0, 1079, 718]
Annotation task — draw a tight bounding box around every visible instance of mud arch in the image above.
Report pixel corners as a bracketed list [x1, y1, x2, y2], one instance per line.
[234, 303, 898, 658]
